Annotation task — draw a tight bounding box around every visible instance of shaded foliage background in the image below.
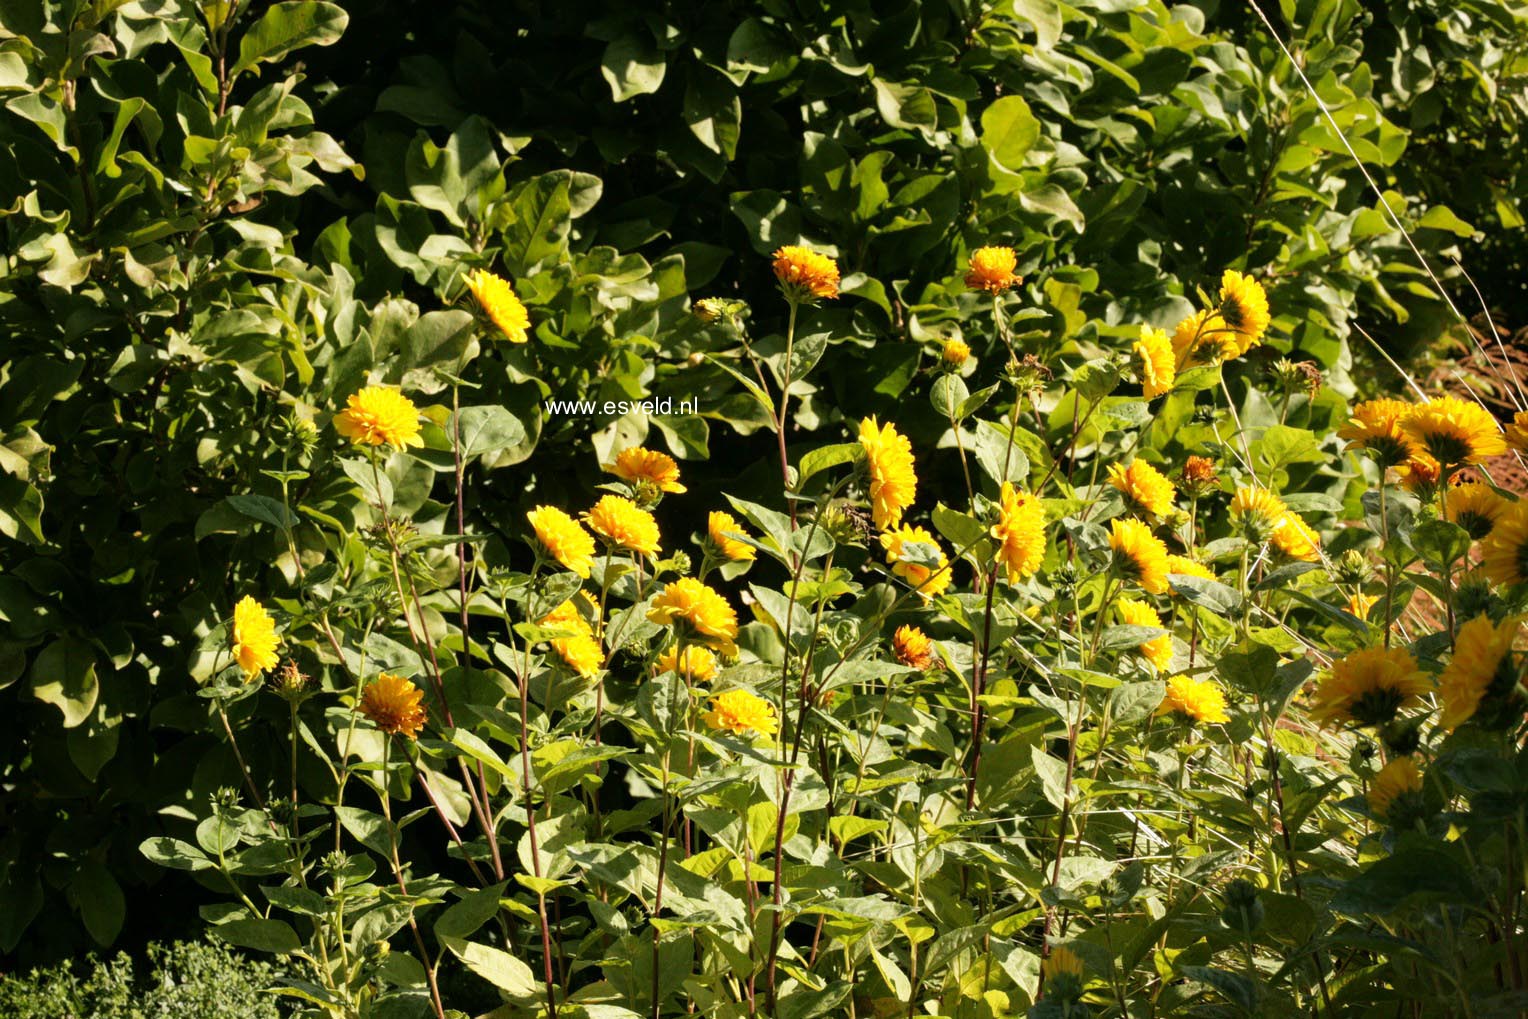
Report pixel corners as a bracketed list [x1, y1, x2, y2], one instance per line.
[0, 0, 1524, 967]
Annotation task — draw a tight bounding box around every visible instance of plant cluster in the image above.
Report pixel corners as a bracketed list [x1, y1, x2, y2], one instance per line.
[3, 2, 1528, 1019]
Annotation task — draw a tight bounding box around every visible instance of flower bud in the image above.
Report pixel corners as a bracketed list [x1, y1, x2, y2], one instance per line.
[1221, 878, 1264, 934]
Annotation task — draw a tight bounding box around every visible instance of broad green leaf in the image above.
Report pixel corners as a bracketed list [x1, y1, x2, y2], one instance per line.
[232, 2, 348, 75]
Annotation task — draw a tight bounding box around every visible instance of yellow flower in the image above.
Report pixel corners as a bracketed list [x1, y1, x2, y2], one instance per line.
[586, 495, 661, 556]
[1506, 410, 1528, 453]
[541, 598, 603, 678]
[648, 578, 740, 656]
[1217, 269, 1270, 355]
[702, 688, 778, 736]
[606, 446, 686, 493]
[1230, 486, 1286, 543]
[1397, 454, 1443, 498]
[1134, 325, 1175, 399]
[1271, 511, 1321, 562]
[1338, 399, 1417, 467]
[464, 268, 530, 343]
[1400, 396, 1507, 466]
[1439, 614, 1522, 730]
[1107, 460, 1176, 518]
[1347, 592, 1377, 621]
[859, 417, 918, 530]
[1171, 309, 1232, 369]
[1367, 757, 1423, 820]
[360, 673, 429, 740]
[1156, 674, 1230, 724]
[231, 595, 279, 679]
[1166, 555, 1215, 584]
[880, 525, 953, 599]
[656, 644, 718, 683]
[1309, 647, 1431, 727]
[708, 510, 756, 561]
[964, 246, 1020, 293]
[1116, 598, 1173, 673]
[334, 386, 424, 449]
[527, 506, 596, 577]
[1482, 500, 1528, 586]
[892, 624, 935, 670]
[1444, 482, 1506, 540]
[942, 338, 971, 366]
[772, 245, 840, 302]
[991, 482, 1046, 583]
[1109, 518, 1170, 595]
[1042, 945, 1085, 981]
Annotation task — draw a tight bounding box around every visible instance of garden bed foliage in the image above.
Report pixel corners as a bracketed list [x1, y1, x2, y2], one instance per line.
[4, 1, 1528, 1018]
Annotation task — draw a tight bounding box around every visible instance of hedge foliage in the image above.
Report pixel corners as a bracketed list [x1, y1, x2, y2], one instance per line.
[1, 0, 1527, 1014]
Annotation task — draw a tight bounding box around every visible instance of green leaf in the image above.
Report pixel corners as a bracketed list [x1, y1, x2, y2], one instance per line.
[232, 2, 348, 76]
[72, 861, 124, 946]
[30, 637, 99, 728]
[503, 173, 573, 274]
[601, 34, 666, 102]
[212, 917, 302, 954]
[796, 442, 860, 490]
[438, 935, 539, 997]
[980, 95, 1040, 172]
[454, 406, 526, 463]
[1098, 624, 1166, 652]
[1410, 519, 1471, 570]
[1168, 574, 1242, 614]
[225, 494, 297, 530]
[1107, 680, 1165, 725]
[437, 879, 513, 947]
[931, 374, 969, 419]
[139, 837, 213, 872]
[1030, 745, 1068, 810]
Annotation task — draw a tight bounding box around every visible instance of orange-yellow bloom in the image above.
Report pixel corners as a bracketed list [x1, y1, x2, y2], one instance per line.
[702, 688, 778, 736]
[991, 482, 1046, 583]
[464, 268, 530, 343]
[1482, 499, 1528, 586]
[1217, 270, 1270, 355]
[1108, 460, 1175, 518]
[880, 525, 953, 599]
[648, 578, 740, 656]
[1117, 598, 1173, 673]
[1109, 518, 1169, 595]
[231, 596, 279, 679]
[360, 673, 429, 739]
[656, 644, 718, 683]
[708, 511, 756, 561]
[1368, 757, 1423, 820]
[1156, 675, 1229, 724]
[334, 387, 424, 449]
[892, 625, 935, 670]
[964, 246, 1020, 294]
[859, 417, 917, 530]
[541, 598, 603, 678]
[1134, 325, 1175, 399]
[772, 246, 839, 302]
[527, 506, 596, 577]
[606, 447, 686, 493]
[1338, 399, 1416, 467]
[587, 495, 661, 556]
[1309, 647, 1431, 727]
[1444, 482, 1506, 540]
[1439, 614, 1522, 730]
[1401, 396, 1507, 466]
